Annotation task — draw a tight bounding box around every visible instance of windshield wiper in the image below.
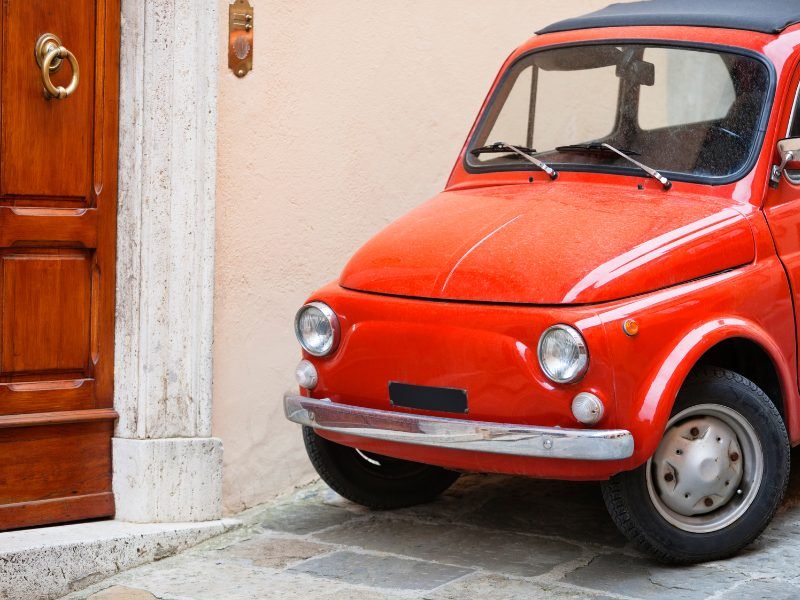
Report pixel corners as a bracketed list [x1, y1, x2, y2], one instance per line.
[555, 143, 641, 156]
[556, 143, 671, 190]
[471, 142, 558, 180]
[472, 143, 537, 156]
[599, 143, 671, 190]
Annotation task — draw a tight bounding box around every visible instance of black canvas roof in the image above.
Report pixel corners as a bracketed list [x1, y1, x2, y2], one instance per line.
[537, 0, 800, 36]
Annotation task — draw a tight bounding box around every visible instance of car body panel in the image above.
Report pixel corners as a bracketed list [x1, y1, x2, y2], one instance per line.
[305, 241, 800, 479]
[340, 184, 756, 305]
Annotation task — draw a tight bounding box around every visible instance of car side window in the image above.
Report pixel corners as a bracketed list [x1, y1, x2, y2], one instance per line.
[788, 84, 800, 183]
[790, 86, 800, 138]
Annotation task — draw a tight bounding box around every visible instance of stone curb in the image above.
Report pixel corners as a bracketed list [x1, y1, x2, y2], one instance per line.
[0, 518, 242, 599]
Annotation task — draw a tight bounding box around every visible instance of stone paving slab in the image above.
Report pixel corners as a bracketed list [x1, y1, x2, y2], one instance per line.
[70, 557, 404, 600]
[200, 535, 332, 569]
[61, 455, 800, 600]
[458, 478, 626, 548]
[562, 553, 746, 600]
[314, 517, 585, 577]
[290, 550, 473, 590]
[258, 501, 363, 535]
[85, 587, 156, 600]
[425, 573, 615, 599]
[715, 579, 800, 599]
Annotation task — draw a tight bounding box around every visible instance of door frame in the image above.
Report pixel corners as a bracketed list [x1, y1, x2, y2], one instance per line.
[113, 0, 223, 522]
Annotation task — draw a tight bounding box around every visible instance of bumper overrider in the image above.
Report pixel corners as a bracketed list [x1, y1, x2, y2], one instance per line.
[284, 395, 634, 461]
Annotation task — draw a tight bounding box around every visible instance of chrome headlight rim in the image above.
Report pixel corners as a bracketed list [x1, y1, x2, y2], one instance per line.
[537, 324, 589, 384]
[294, 301, 341, 357]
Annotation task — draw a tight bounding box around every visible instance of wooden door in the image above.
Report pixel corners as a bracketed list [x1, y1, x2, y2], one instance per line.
[0, 1, 119, 530]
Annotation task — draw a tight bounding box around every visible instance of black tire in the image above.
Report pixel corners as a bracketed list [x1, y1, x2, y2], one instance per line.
[302, 426, 461, 509]
[602, 366, 790, 564]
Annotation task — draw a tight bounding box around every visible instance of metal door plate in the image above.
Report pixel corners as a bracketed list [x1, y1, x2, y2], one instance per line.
[35, 33, 64, 73]
[228, 0, 254, 78]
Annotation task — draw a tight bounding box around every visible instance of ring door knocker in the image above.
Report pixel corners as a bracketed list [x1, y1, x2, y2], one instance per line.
[34, 33, 80, 100]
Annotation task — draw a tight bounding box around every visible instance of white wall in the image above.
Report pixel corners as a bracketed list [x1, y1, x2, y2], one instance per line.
[214, 1, 618, 513]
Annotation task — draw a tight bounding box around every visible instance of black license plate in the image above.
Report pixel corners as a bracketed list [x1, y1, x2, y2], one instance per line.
[389, 382, 468, 414]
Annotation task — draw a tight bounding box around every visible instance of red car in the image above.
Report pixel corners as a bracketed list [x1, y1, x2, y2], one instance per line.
[285, 0, 800, 563]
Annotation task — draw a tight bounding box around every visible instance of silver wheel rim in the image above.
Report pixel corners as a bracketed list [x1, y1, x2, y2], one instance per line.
[646, 404, 763, 533]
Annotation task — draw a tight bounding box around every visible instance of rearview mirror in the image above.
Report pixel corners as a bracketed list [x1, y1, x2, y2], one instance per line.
[771, 138, 800, 187]
[778, 138, 800, 169]
[616, 58, 655, 87]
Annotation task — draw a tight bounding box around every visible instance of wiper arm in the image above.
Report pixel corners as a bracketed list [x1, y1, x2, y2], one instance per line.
[600, 143, 672, 190]
[472, 142, 538, 156]
[555, 143, 641, 156]
[471, 142, 558, 180]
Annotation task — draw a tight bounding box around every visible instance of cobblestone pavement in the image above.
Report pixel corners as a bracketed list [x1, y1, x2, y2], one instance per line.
[64, 452, 800, 600]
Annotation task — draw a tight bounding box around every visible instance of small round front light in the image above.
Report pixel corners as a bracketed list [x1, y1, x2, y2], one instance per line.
[572, 392, 604, 425]
[537, 324, 589, 384]
[294, 302, 340, 357]
[295, 359, 318, 389]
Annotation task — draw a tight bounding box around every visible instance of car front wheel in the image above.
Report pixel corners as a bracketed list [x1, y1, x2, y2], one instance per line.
[302, 426, 461, 509]
[602, 367, 790, 563]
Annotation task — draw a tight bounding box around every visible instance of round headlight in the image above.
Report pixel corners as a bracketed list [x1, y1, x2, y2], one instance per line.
[294, 302, 340, 357]
[537, 324, 589, 384]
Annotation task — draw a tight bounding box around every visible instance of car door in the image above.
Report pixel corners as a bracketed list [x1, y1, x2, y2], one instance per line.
[763, 58, 800, 389]
[0, 0, 120, 530]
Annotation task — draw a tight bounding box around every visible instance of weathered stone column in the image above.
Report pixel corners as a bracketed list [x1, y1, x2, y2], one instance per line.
[113, 0, 222, 522]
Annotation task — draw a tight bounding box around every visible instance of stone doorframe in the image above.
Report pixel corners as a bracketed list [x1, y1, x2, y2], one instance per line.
[112, 0, 223, 522]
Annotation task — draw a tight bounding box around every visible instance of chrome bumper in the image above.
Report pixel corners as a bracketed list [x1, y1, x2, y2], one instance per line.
[284, 395, 634, 461]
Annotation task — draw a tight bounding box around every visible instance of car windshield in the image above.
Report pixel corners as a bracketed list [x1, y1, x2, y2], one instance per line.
[467, 44, 771, 182]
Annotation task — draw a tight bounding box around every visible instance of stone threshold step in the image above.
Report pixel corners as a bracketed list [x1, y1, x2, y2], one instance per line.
[0, 518, 242, 600]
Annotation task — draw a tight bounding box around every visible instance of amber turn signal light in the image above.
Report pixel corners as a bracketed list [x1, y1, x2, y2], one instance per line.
[623, 319, 640, 337]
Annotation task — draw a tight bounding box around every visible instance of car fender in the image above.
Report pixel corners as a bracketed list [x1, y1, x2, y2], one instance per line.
[628, 317, 797, 467]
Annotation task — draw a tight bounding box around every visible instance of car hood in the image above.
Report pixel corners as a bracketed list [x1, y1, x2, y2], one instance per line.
[339, 183, 755, 305]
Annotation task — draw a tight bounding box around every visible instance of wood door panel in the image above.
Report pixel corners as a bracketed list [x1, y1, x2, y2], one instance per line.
[0, 492, 114, 531]
[0, 421, 112, 505]
[1, 250, 92, 375]
[0, 379, 94, 416]
[0, 0, 119, 530]
[1, 0, 96, 199]
[0, 207, 98, 246]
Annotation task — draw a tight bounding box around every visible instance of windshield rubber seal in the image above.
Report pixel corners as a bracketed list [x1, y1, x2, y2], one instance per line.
[462, 39, 777, 187]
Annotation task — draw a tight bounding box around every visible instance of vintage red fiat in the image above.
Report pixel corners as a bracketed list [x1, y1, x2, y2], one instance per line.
[285, 0, 800, 563]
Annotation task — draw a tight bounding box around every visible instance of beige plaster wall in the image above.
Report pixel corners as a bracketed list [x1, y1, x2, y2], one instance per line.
[213, 0, 617, 513]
